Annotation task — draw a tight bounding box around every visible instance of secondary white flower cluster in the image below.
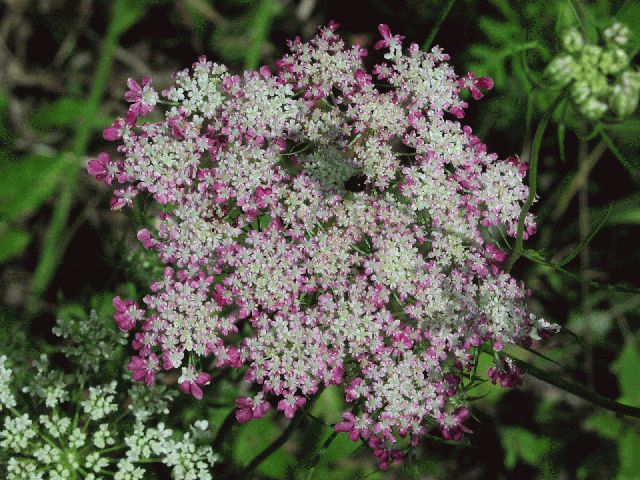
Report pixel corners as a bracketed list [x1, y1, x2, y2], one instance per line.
[53, 307, 128, 373]
[0, 354, 218, 480]
[0, 355, 16, 411]
[1, 307, 219, 479]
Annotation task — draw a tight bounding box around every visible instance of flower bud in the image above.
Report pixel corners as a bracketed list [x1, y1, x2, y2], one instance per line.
[604, 22, 630, 46]
[599, 47, 628, 75]
[610, 77, 640, 118]
[544, 55, 575, 87]
[561, 28, 584, 53]
[570, 80, 591, 104]
[581, 45, 603, 67]
[579, 97, 608, 120]
[621, 70, 640, 90]
[588, 73, 609, 97]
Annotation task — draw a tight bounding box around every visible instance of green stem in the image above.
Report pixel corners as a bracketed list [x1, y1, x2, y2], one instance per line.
[240, 395, 320, 479]
[73, 378, 85, 433]
[240, 416, 303, 478]
[27, 0, 135, 314]
[548, 140, 607, 223]
[422, 0, 457, 51]
[503, 352, 640, 419]
[95, 445, 127, 455]
[577, 137, 594, 386]
[305, 410, 331, 427]
[305, 430, 339, 480]
[521, 248, 640, 295]
[212, 408, 238, 451]
[597, 126, 639, 177]
[505, 94, 562, 271]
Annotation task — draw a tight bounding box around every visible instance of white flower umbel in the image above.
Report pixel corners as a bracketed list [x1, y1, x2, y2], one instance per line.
[0, 354, 218, 479]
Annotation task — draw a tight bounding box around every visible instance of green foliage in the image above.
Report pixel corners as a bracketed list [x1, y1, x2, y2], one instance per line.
[501, 426, 552, 470]
[30, 97, 111, 131]
[467, 0, 554, 89]
[474, 351, 507, 403]
[195, 0, 283, 69]
[0, 91, 11, 157]
[0, 228, 30, 263]
[612, 341, 640, 406]
[617, 430, 640, 480]
[600, 120, 640, 173]
[0, 153, 68, 222]
[556, 204, 611, 266]
[584, 412, 624, 440]
[310, 385, 344, 421]
[585, 413, 640, 480]
[233, 414, 296, 478]
[243, 0, 281, 70]
[567, 309, 614, 338]
[579, 192, 640, 226]
[0, 153, 67, 262]
[0, 308, 36, 369]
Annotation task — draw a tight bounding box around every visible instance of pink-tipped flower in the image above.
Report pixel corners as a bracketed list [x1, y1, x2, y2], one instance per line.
[368, 437, 405, 470]
[113, 296, 143, 332]
[128, 353, 159, 385]
[102, 110, 138, 142]
[254, 186, 273, 209]
[449, 105, 467, 118]
[335, 412, 371, 442]
[178, 366, 212, 400]
[125, 76, 158, 116]
[507, 155, 529, 176]
[92, 23, 557, 470]
[87, 152, 111, 184]
[374, 24, 405, 52]
[486, 244, 507, 263]
[223, 346, 242, 368]
[137, 229, 156, 249]
[488, 357, 524, 388]
[345, 377, 367, 402]
[235, 394, 271, 423]
[103, 111, 136, 142]
[329, 364, 344, 385]
[440, 407, 473, 441]
[110, 186, 138, 211]
[459, 71, 494, 100]
[277, 394, 307, 419]
[103, 122, 122, 142]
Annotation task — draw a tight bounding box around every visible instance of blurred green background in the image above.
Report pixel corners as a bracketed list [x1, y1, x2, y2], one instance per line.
[0, 0, 639, 478]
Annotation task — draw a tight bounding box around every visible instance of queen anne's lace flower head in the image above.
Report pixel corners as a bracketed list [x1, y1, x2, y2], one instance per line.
[90, 23, 557, 468]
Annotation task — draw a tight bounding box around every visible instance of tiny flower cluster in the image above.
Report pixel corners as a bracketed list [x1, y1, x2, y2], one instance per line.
[53, 306, 128, 373]
[0, 354, 218, 480]
[1, 309, 217, 480]
[545, 22, 640, 120]
[90, 23, 556, 467]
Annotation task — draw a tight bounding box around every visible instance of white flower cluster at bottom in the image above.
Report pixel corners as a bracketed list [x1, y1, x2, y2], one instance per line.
[0, 355, 219, 480]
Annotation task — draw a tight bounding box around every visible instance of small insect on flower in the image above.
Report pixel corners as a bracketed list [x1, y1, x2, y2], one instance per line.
[344, 173, 369, 192]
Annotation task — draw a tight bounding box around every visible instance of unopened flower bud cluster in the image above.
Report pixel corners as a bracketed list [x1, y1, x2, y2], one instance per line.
[545, 22, 640, 120]
[90, 23, 557, 467]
